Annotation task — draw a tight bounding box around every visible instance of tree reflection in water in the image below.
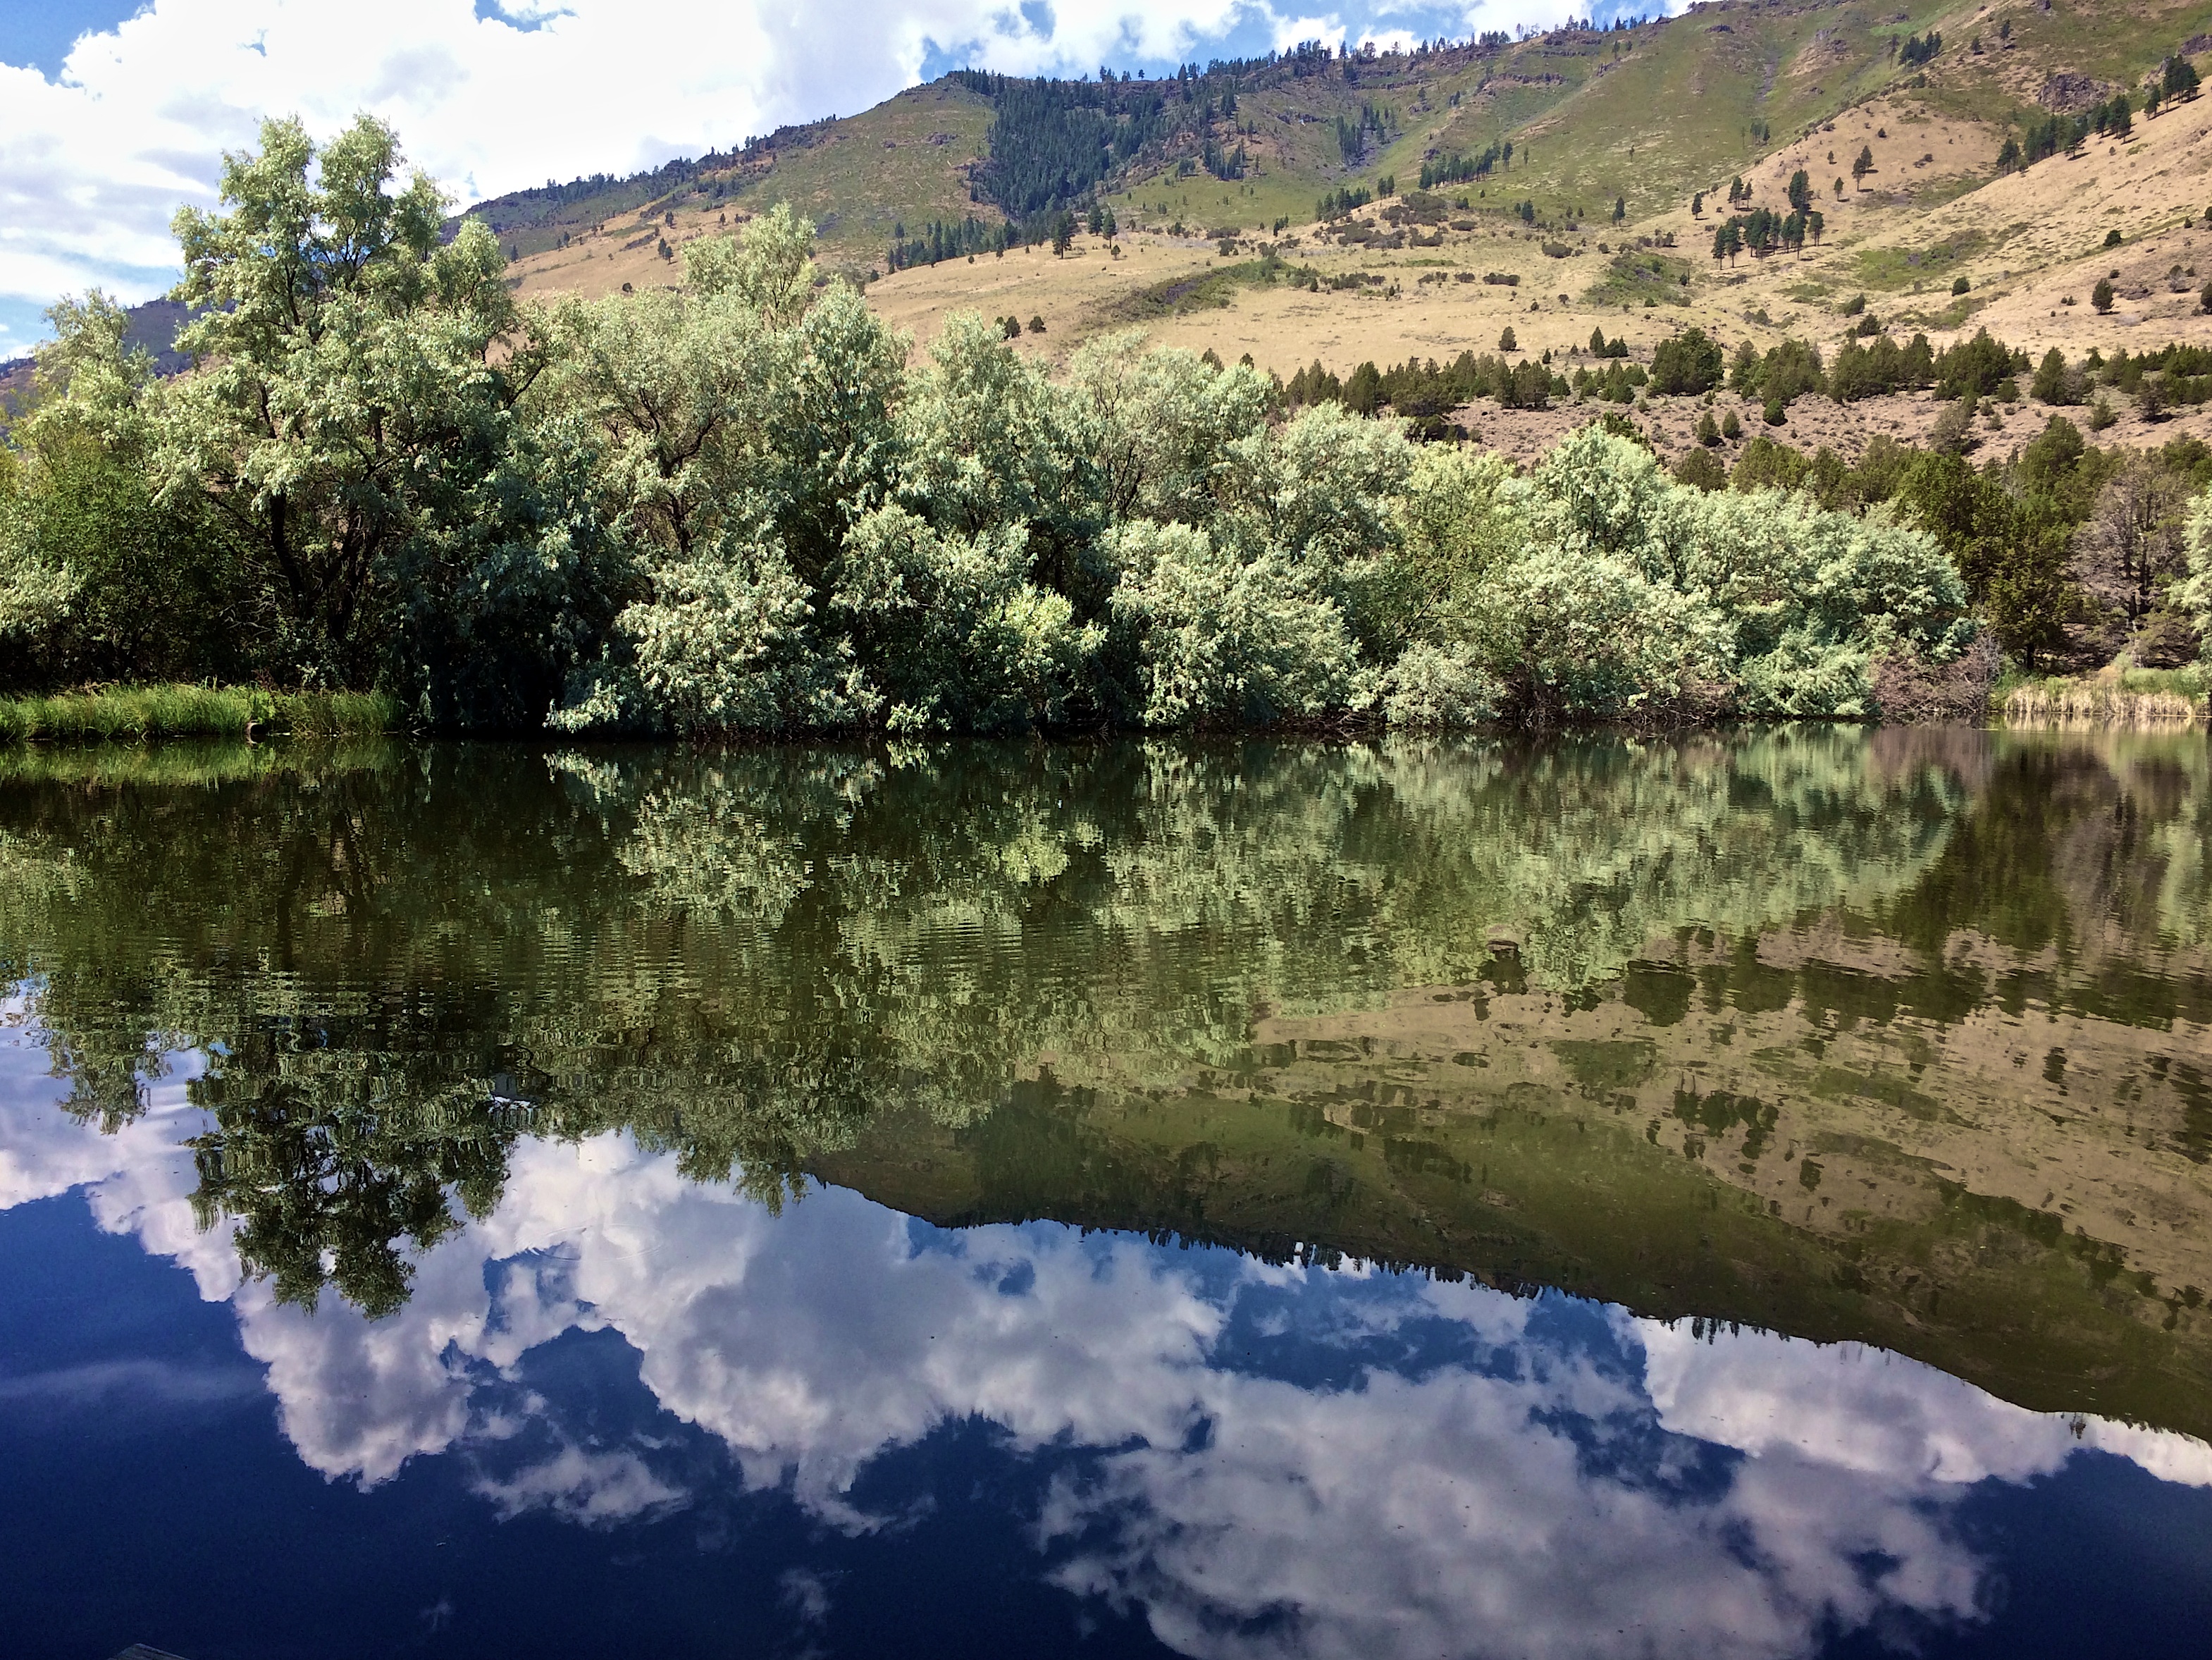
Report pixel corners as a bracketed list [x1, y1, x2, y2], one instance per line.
[6, 727, 2212, 1656]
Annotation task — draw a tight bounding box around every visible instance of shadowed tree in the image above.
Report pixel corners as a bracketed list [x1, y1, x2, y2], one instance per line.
[2072, 455, 2192, 645]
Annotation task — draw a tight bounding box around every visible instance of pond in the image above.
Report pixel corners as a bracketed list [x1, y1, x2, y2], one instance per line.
[1, 729, 2209, 1659]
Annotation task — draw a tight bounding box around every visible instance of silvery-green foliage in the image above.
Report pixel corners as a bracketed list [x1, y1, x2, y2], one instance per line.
[1732, 627, 1877, 720]
[385, 402, 628, 728]
[1108, 519, 1371, 727]
[2177, 489, 2212, 659]
[0, 529, 81, 649]
[1497, 427, 1969, 719]
[2, 294, 265, 691]
[834, 504, 1102, 732]
[1376, 444, 1522, 653]
[682, 203, 817, 326]
[1672, 488, 1968, 717]
[1061, 330, 1272, 527]
[0, 296, 125, 659]
[1469, 546, 1733, 723]
[1512, 424, 1691, 572]
[1382, 641, 1502, 729]
[899, 311, 1084, 540]
[770, 282, 909, 589]
[155, 116, 545, 693]
[1678, 488, 1969, 660]
[17, 292, 158, 455]
[538, 273, 845, 734]
[1216, 400, 1414, 579]
[540, 283, 788, 562]
[552, 529, 861, 735]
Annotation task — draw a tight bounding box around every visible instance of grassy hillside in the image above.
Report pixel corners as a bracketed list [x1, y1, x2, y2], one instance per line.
[486, 0, 2212, 401]
[461, 80, 992, 272]
[31, 0, 2210, 449]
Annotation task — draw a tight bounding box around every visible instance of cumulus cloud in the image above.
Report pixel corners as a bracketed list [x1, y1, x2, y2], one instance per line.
[14, 1041, 2212, 1660]
[0, 1020, 234, 1290]
[0, 0, 1633, 351]
[1640, 1317, 2212, 1490]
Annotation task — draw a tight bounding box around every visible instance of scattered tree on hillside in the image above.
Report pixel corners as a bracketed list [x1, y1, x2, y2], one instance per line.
[1650, 327, 1725, 395]
[1898, 31, 1941, 67]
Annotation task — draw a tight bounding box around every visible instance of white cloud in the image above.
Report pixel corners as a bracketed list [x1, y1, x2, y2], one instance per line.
[0, 0, 1630, 354]
[1639, 1315, 2212, 1489]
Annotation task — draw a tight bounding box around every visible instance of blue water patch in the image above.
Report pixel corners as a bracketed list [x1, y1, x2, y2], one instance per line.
[4, 1176, 2211, 1659]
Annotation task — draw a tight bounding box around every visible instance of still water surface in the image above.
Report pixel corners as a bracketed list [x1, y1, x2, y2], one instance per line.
[2, 730, 2210, 1659]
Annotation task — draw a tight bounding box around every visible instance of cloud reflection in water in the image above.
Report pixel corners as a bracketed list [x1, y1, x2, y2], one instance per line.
[5, 1032, 2208, 1660]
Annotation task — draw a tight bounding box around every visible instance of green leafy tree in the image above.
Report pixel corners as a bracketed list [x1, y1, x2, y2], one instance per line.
[1061, 329, 1272, 530]
[2176, 490, 2212, 653]
[156, 116, 591, 717]
[833, 505, 1103, 732]
[538, 213, 917, 737]
[0, 295, 246, 689]
[1107, 519, 1368, 726]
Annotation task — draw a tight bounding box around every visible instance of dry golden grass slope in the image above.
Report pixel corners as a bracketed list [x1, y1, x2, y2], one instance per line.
[498, 0, 2212, 462]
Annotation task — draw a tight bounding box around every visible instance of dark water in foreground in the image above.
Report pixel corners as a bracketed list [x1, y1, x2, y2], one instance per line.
[1, 729, 2209, 1660]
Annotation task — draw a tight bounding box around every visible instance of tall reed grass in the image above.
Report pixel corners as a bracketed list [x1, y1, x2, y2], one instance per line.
[2002, 666, 2207, 730]
[0, 685, 396, 744]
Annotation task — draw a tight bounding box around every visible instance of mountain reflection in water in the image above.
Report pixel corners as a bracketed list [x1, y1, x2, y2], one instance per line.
[1, 728, 2210, 1658]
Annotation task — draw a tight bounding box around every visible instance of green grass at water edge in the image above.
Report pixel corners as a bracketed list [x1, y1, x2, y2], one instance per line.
[0, 686, 397, 744]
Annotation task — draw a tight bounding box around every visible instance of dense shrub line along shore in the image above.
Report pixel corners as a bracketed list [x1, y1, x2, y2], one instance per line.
[4, 118, 2211, 737]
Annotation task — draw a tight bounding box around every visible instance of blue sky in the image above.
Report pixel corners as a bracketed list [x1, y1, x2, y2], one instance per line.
[0, 1, 146, 78]
[0, 1, 1665, 357]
